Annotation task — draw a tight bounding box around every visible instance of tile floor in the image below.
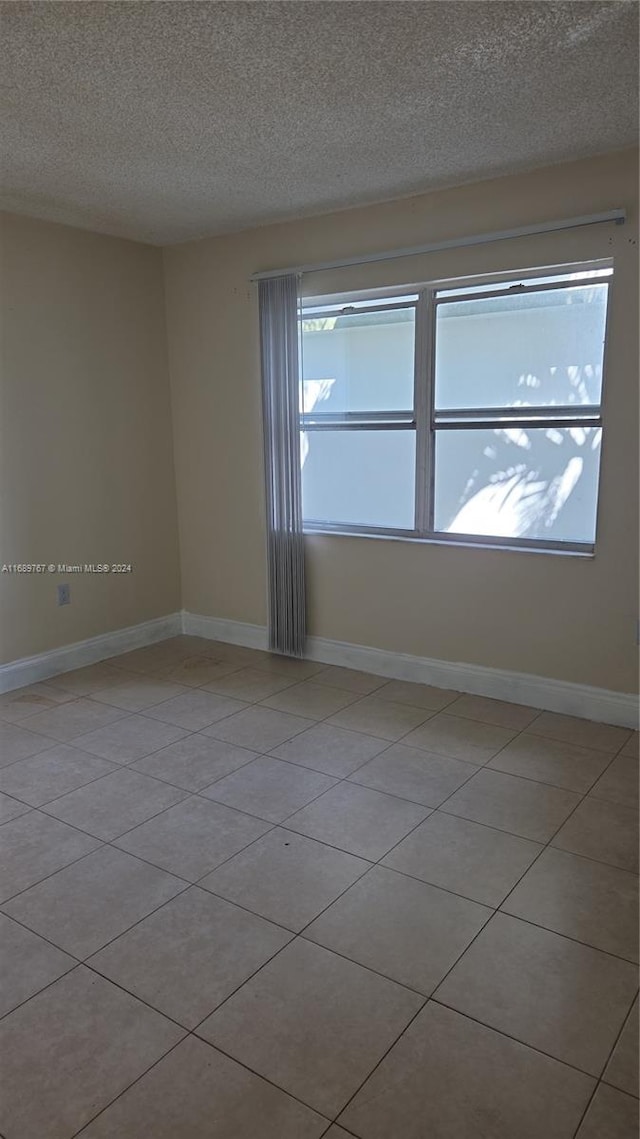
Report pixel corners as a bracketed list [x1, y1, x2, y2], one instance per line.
[0, 635, 637, 1139]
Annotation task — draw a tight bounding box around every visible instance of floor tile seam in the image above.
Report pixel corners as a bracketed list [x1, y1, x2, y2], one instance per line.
[68, 1034, 189, 1139]
[594, 983, 640, 1100]
[0, 758, 168, 811]
[428, 996, 612, 1081]
[435, 804, 640, 873]
[0, 952, 81, 1025]
[194, 768, 343, 826]
[0, 839, 108, 908]
[43, 646, 636, 751]
[13, 706, 134, 744]
[494, 765, 636, 922]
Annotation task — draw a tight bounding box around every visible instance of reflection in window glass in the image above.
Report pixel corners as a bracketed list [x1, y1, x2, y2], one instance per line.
[434, 427, 602, 543]
[434, 285, 608, 410]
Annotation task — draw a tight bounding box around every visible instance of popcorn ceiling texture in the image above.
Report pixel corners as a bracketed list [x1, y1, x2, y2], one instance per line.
[1, 0, 638, 245]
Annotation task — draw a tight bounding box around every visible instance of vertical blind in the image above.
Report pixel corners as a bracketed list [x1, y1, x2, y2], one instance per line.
[258, 273, 306, 656]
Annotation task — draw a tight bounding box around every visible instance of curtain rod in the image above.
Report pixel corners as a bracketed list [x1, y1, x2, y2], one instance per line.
[249, 208, 626, 281]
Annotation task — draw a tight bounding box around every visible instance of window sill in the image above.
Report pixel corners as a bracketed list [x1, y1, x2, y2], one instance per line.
[302, 526, 595, 557]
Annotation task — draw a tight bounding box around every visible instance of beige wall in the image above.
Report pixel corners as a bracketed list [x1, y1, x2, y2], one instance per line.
[164, 149, 639, 693]
[0, 212, 181, 663]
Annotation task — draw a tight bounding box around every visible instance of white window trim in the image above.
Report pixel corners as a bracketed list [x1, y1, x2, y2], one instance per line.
[300, 261, 612, 555]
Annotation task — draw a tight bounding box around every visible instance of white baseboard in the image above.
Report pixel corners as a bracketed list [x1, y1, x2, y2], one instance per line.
[182, 611, 639, 729]
[0, 613, 183, 694]
[3, 609, 636, 728]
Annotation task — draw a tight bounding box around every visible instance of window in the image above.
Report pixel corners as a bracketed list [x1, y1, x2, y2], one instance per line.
[299, 265, 611, 552]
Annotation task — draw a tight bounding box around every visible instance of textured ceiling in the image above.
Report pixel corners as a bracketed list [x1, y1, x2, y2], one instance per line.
[1, 1, 638, 245]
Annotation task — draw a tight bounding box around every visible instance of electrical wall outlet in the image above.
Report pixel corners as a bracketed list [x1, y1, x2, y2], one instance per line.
[57, 583, 71, 606]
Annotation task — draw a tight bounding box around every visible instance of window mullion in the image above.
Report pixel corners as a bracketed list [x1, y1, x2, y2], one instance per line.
[413, 289, 431, 536]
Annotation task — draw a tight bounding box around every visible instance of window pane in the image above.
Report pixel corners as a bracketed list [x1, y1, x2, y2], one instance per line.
[301, 430, 416, 529]
[434, 284, 608, 410]
[433, 426, 602, 543]
[301, 306, 415, 415]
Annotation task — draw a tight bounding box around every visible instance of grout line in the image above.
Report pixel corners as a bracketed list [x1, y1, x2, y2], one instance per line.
[187, 1031, 336, 1124]
[0, 948, 79, 1024]
[429, 996, 613, 1081]
[69, 1034, 189, 1138]
[0, 840, 108, 908]
[2, 641, 638, 1135]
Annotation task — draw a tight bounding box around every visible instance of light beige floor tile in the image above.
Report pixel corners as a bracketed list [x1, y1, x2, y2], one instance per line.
[605, 997, 639, 1098]
[199, 937, 423, 1117]
[0, 744, 118, 806]
[328, 695, 433, 741]
[44, 767, 187, 840]
[201, 755, 336, 822]
[203, 666, 298, 702]
[306, 865, 490, 994]
[262, 680, 360, 720]
[339, 1001, 594, 1139]
[0, 682, 76, 722]
[272, 722, 388, 777]
[348, 743, 477, 807]
[373, 679, 459, 711]
[286, 781, 430, 860]
[552, 797, 639, 873]
[0, 966, 183, 1139]
[436, 912, 638, 1075]
[201, 828, 371, 931]
[0, 913, 75, 1017]
[487, 734, 611, 792]
[323, 1129, 354, 1139]
[502, 848, 639, 962]
[313, 665, 387, 695]
[71, 714, 190, 763]
[447, 693, 539, 730]
[157, 656, 241, 688]
[575, 1084, 639, 1139]
[80, 1035, 327, 1139]
[402, 712, 516, 764]
[526, 712, 631, 755]
[590, 754, 639, 809]
[203, 705, 315, 750]
[0, 792, 31, 822]
[107, 645, 179, 675]
[47, 661, 139, 695]
[19, 698, 127, 742]
[112, 638, 210, 675]
[89, 886, 291, 1027]
[444, 768, 580, 842]
[131, 734, 259, 791]
[168, 636, 230, 656]
[115, 795, 271, 880]
[202, 643, 271, 667]
[90, 676, 190, 712]
[4, 845, 185, 957]
[144, 690, 248, 731]
[383, 811, 542, 906]
[0, 720, 52, 766]
[252, 654, 326, 680]
[0, 810, 99, 902]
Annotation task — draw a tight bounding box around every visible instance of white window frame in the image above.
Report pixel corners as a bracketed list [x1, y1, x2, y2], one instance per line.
[300, 260, 612, 554]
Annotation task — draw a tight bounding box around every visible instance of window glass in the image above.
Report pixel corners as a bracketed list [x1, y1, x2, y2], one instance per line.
[301, 429, 416, 529]
[301, 306, 415, 415]
[434, 284, 608, 410]
[433, 426, 602, 543]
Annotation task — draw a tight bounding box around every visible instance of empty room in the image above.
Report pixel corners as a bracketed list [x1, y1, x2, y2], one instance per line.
[0, 2, 638, 1137]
